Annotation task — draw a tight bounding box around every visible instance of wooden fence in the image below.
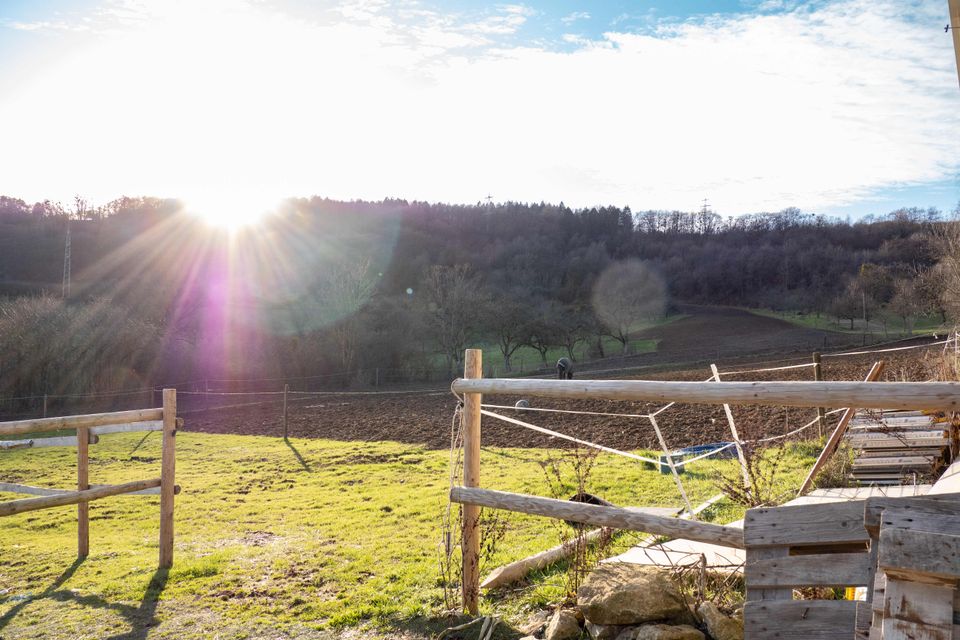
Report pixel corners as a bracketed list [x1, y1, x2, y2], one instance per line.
[0, 389, 180, 568]
[744, 493, 960, 639]
[448, 348, 960, 619]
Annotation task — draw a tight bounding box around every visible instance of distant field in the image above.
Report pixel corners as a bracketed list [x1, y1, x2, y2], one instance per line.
[451, 314, 687, 377]
[748, 307, 948, 336]
[0, 431, 815, 639]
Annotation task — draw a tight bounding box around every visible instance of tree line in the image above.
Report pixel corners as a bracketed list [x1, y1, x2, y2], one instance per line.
[0, 194, 956, 401]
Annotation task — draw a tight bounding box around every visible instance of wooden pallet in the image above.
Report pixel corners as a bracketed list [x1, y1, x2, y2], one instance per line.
[845, 410, 954, 485]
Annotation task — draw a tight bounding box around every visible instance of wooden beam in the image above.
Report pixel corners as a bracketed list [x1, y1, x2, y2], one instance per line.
[450, 486, 744, 549]
[0, 434, 100, 450]
[450, 376, 958, 411]
[461, 349, 483, 615]
[710, 365, 751, 493]
[743, 600, 857, 639]
[0, 408, 164, 437]
[481, 526, 613, 590]
[89, 421, 165, 436]
[158, 389, 177, 569]
[77, 425, 89, 558]
[746, 551, 873, 588]
[813, 352, 826, 439]
[950, 0, 960, 89]
[0, 482, 179, 497]
[745, 499, 869, 547]
[0, 478, 162, 517]
[880, 577, 955, 640]
[797, 361, 885, 495]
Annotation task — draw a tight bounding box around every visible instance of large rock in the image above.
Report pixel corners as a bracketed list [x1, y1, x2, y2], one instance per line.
[545, 608, 581, 640]
[586, 620, 625, 639]
[578, 564, 686, 625]
[521, 610, 552, 636]
[617, 624, 705, 640]
[697, 602, 743, 640]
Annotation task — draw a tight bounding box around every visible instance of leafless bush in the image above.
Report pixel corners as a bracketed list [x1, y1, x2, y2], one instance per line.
[716, 443, 791, 508]
[540, 446, 612, 596]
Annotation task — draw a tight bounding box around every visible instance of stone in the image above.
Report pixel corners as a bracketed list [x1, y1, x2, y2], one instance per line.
[585, 620, 625, 639]
[545, 608, 581, 640]
[697, 602, 743, 640]
[521, 610, 552, 635]
[623, 624, 705, 640]
[578, 564, 686, 625]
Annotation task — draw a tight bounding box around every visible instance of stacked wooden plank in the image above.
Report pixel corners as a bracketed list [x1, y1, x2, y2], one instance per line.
[741, 490, 960, 639]
[863, 494, 960, 640]
[845, 410, 954, 484]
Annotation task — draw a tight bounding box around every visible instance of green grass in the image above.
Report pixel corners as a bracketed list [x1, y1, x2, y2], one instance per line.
[0, 431, 816, 639]
[747, 308, 947, 336]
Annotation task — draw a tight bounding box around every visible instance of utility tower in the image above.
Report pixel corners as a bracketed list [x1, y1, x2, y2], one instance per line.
[62, 222, 71, 299]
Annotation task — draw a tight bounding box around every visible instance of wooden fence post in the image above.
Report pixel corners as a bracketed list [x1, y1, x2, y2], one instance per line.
[159, 388, 177, 569]
[710, 364, 751, 492]
[813, 352, 826, 439]
[462, 348, 483, 615]
[77, 424, 89, 558]
[42, 394, 48, 419]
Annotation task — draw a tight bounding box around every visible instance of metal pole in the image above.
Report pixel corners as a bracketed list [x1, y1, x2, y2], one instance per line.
[813, 352, 826, 439]
[283, 384, 289, 439]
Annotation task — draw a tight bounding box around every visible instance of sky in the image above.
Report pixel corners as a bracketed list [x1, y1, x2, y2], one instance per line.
[0, 0, 958, 219]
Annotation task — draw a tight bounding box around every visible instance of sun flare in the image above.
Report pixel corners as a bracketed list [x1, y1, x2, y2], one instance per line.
[185, 191, 276, 231]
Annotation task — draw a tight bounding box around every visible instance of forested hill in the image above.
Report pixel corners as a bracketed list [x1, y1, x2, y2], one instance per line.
[0, 194, 952, 395]
[0, 195, 946, 308]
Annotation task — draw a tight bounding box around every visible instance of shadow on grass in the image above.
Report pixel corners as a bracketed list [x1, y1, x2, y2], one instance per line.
[384, 614, 524, 640]
[0, 561, 169, 640]
[284, 437, 312, 472]
[127, 430, 156, 456]
[0, 556, 85, 632]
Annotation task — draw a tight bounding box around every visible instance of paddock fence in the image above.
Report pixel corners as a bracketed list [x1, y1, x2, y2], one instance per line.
[0, 389, 180, 569]
[447, 348, 960, 623]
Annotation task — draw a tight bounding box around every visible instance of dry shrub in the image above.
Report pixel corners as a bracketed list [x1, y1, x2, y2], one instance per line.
[540, 446, 613, 597]
[716, 443, 791, 508]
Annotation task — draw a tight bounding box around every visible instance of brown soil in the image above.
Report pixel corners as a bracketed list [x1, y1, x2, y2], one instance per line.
[184, 308, 948, 451]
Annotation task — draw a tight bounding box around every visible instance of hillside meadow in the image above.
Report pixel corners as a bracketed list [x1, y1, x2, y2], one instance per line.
[0, 430, 817, 639]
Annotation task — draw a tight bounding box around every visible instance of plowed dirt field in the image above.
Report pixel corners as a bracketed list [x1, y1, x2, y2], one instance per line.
[184, 308, 949, 450]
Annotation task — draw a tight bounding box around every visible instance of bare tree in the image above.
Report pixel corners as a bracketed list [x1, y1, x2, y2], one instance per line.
[482, 292, 533, 372]
[888, 278, 921, 335]
[418, 264, 487, 375]
[317, 256, 378, 374]
[591, 260, 667, 354]
[933, 219, 960, 322]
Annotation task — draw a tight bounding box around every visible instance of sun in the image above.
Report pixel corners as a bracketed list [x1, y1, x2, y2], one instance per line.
[185, 191, 276, 231]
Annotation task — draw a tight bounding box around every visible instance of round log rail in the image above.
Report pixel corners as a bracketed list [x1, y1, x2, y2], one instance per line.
[451, 486, 745, 549]
[450, 379, 960, 411]
[0, 478, 162, 517]
[0, 408, 164, 437]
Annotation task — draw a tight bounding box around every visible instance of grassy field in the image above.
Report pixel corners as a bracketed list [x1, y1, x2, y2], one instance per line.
[748, 308, 947, 336]
[0, 430, 816, 639]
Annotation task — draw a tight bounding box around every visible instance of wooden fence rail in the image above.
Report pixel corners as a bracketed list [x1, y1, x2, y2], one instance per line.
[0, 390, 178, 569]
[450, 378, 960, 410]
[451, 348, 960, 616]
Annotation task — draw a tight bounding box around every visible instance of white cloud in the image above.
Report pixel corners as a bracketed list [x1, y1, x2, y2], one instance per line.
[0, 0, 957, 215]
[561, 11, 590, 24]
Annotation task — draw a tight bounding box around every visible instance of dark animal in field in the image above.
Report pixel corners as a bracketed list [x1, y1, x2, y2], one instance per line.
[556, 357, 573, 379]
